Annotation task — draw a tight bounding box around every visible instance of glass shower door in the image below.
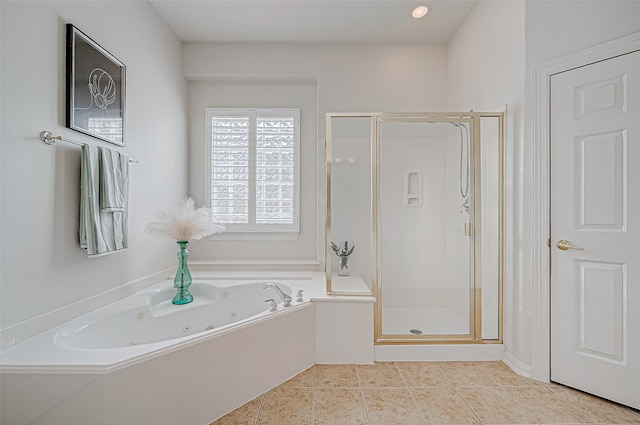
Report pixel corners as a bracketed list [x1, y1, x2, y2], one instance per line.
[377, 118, 474, 339]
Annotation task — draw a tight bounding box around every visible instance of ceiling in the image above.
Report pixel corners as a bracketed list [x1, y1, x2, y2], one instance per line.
[149, 0, 478, 44]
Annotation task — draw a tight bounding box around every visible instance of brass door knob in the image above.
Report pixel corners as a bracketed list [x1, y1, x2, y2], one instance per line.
[556, 239, 584, 251]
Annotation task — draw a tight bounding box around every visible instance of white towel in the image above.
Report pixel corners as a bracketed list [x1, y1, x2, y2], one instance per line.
[80, 144, 129, 257]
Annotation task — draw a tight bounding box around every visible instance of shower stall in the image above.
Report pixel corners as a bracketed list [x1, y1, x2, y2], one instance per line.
[326, 112, 504, 344]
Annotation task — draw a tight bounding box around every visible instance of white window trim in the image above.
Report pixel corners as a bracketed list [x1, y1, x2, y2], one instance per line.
[205, 108, 301, 240]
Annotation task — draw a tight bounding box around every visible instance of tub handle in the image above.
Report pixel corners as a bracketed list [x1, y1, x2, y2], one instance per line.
[296, 289, 304, 303]
[265, 298, 277, 312]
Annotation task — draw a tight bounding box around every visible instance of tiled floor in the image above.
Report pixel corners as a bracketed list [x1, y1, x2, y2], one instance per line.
[210, 361, 640, 425]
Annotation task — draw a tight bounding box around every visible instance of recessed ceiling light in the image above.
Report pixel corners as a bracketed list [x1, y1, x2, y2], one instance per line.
[412, 3, 430, 18]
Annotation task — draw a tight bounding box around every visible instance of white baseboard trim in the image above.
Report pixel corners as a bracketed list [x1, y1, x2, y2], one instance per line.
[375, 344, 505, 362]
[0, 268, 173, 350]
[502, 349, 540, 380]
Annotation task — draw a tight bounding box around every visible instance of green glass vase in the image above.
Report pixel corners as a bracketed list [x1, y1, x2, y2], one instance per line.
[173, 240, 193, 305]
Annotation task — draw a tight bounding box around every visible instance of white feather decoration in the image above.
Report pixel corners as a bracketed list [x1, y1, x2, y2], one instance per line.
[145, 197, 226, 241]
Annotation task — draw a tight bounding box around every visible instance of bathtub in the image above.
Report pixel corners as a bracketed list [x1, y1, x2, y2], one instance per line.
[0, 272, 325, 425]
[56, 279, 301, 351]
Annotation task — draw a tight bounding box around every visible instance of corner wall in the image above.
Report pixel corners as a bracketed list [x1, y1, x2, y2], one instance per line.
[0, 1, 188, 341]
[447, 0, 527, 368]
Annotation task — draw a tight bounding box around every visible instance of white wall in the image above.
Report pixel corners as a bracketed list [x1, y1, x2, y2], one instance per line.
[183, 43, 449, 265]
[525, 0, 640, 67]
[188, 78, 319, 264]
[449, 0, 640, 373]
[0, 1, 187, 341]
[447, 0, 526, 364]
[523, 0, 640, 378]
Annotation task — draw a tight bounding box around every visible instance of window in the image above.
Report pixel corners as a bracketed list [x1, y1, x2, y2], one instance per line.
[207, 108, 300, 235]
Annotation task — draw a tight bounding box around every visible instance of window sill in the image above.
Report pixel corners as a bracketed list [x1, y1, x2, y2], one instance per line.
[207, 232, 300, 242]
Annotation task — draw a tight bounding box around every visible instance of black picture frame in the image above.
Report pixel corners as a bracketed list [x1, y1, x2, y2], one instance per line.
[66, 24, 125, 146]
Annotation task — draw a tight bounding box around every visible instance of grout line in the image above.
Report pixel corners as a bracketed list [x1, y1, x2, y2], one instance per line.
[394, 361, 409, 388]
[495, 386, 540, 425]
[398, 362, 429, 425]
[355, 365, 374, 425]
[253, 393, 266, 425]
[359, 385, 411, 389]
[310, 365, 316, 425]
[360, 387, 373, 425]
[354, 363, 363, 388]
[454, 388, 485, 425]
[310, 387, 316, 424]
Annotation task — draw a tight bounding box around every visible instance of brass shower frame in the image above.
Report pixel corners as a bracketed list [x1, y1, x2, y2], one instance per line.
[325, 112, 504, 345]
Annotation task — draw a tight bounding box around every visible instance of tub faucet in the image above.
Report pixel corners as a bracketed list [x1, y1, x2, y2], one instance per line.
[262, 282, 292, 307]
[264, 298, 278, 312]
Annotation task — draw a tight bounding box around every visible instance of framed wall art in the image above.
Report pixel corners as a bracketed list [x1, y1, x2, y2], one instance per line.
[66, 24, 125, 146]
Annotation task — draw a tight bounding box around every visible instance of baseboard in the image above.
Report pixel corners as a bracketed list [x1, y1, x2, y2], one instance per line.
[502, 348, 537, 379]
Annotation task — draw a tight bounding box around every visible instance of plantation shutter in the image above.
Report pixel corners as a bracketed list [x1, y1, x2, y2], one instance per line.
[210, 114, 250, 224]
[208, 109, 299, 234]
[256, 115, 295, 224]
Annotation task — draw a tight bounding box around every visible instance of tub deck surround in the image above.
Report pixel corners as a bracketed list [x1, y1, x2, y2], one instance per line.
[1, 303, 318, 425]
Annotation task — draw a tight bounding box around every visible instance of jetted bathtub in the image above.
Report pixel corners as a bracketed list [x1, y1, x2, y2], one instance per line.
[0, 272, 324, 425]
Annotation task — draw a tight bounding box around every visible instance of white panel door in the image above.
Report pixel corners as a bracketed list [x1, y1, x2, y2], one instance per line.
[550, 50, 640, 409]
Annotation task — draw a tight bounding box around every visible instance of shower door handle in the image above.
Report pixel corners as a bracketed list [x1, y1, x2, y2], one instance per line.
[556, 239, 584, 251]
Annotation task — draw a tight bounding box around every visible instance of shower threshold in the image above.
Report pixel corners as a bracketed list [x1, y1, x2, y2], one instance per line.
[381, 306, 469, 336]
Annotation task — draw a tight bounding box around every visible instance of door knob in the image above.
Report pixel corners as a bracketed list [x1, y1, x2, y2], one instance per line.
[556, 239, 584, 251]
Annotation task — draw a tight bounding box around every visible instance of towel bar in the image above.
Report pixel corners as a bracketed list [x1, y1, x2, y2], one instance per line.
[40, 131, 139, 164]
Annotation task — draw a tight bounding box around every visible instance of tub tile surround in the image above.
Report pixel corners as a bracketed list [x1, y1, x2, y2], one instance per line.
[211, 361, 640, 425]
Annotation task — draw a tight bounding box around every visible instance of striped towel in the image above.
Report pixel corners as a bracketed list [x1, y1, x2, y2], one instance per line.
[80, 145, 129, 257]
[99, 147, 129, 212]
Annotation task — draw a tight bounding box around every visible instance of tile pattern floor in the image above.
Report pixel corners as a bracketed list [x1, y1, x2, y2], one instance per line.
[210, 361, 640, 425]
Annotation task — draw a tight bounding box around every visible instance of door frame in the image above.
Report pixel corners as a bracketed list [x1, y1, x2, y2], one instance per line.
[531, 32, 640, 382]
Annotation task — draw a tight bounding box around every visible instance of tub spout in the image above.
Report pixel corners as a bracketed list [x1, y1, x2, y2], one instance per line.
[262, 282, 292, 307]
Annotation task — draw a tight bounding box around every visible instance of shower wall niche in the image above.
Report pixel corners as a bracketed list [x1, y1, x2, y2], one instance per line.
[326, 112, 504, 344]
